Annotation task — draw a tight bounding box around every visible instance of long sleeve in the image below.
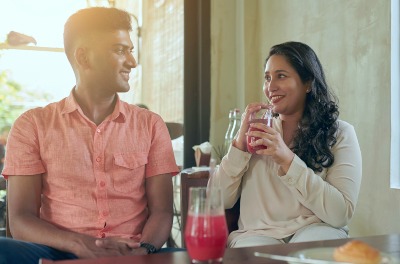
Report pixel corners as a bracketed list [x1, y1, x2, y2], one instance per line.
[213, 146, 252, 209]
[280, 120, 362, 227]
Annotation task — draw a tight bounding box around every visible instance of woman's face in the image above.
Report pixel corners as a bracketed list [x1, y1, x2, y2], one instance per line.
[263, 54, 309, 120]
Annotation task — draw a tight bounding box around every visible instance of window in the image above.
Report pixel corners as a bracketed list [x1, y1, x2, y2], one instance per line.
[391, 0, 400, 189]
[0, 0, 184, 127]
[0, 1, 86, 129]
[141, 0, 184, 123]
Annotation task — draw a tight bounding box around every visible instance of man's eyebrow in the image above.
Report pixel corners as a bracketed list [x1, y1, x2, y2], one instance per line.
[112, 44, 134, 49]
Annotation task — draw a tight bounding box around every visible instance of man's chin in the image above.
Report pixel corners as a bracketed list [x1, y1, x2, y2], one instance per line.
[117, 85, 131, 93]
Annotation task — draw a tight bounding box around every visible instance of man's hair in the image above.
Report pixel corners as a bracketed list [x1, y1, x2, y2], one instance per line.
[63, 7, 132, 64]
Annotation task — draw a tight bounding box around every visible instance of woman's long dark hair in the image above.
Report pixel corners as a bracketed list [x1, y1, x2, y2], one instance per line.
[266, 41, 339, 172]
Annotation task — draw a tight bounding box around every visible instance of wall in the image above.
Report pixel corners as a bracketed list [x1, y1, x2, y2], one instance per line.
[210, 0, 399, 237]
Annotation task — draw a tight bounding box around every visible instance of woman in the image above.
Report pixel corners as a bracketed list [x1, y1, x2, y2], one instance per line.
[214, 41, 362, 248]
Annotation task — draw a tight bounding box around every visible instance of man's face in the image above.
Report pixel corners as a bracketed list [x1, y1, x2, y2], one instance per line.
[85, 30, 137, 95]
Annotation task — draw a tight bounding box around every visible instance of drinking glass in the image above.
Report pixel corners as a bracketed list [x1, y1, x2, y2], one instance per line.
[247, 106, 273, 154]
[184, 187, 228, 263]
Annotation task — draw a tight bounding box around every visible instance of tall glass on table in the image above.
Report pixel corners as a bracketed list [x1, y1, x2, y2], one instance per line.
[184, 187, 228, 263]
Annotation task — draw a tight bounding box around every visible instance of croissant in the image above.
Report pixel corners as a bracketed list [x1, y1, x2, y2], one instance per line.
[333, 240, 381, 264]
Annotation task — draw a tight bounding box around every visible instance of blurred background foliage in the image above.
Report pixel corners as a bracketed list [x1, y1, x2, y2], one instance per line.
[0, 68, 52, 129]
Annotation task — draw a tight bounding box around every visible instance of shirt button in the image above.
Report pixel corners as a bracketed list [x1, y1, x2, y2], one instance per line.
[102, 211, 109, 217]
[288, 178, 294, 184]
[97, 129, 101, 133]
[96, 157, 101, 162]
[100, 181, 106, 187]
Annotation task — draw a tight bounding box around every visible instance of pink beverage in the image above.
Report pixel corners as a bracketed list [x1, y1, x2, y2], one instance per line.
[185, 213, 228, 262]
[247, 107, 273, 154]
[247, 118, 272, 154]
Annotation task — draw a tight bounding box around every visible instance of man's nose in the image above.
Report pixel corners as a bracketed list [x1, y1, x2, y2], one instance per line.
[127, 53, 137, 68]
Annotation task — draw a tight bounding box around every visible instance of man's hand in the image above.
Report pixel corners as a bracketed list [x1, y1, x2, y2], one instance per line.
[73, 234, 142, 258]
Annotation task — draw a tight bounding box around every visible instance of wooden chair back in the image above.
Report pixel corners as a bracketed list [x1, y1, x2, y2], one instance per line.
[165, 122, 184, 140]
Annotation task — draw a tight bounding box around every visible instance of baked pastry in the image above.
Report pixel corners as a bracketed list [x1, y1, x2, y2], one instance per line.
[333, 240, 381, 264]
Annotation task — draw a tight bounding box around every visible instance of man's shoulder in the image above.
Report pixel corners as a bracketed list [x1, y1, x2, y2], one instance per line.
[15, 98, 67, 125]
[120, 101, 163, 121]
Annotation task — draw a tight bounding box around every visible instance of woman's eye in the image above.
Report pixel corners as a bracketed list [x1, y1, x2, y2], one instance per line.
[278, 74, 286, 78]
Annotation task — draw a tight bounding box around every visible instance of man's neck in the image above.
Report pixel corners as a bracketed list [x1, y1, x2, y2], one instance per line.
[73, 86, 117, 126]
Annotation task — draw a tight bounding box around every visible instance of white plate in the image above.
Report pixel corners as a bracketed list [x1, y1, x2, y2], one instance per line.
[288, 247, 400, 264]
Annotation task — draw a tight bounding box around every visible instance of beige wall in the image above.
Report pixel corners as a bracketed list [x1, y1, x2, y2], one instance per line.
[210, 0, 399, 237]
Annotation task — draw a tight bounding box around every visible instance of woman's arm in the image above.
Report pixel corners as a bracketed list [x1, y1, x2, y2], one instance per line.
[280, 121, 362, 227]
[213, 145, 252, 209]
[213, 103, 270, 208]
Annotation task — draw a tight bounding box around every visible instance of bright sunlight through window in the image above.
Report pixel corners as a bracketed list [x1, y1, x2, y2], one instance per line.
[0, 1, 87, 105]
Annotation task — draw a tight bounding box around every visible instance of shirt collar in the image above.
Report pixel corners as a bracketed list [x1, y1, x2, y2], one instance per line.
[61, 89, 126, 123]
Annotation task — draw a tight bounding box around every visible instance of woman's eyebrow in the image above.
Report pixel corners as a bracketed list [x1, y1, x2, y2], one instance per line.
[265, 69, 289, 75]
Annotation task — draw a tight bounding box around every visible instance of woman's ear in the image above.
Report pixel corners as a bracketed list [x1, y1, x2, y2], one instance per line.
[74, 47, 90, 69]
[305, 81, 312, 93]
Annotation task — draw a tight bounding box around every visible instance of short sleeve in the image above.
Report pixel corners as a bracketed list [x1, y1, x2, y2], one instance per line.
[2, 110, 46, 178]
[145, 116, 179, 177]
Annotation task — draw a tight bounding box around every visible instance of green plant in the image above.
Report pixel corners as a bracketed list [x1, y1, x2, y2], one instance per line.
[0, 70, 52, 129]
[0, 71, 26, 128]
[212, 144, 226, 164]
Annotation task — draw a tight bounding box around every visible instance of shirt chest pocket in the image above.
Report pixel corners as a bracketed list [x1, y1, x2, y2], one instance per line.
[112, 152, 148, 193]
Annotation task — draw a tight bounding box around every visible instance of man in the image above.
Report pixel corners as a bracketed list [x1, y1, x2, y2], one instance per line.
[0, 7, 179, 263]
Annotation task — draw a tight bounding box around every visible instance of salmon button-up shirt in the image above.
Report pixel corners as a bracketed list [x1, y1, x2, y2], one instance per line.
[3, 92, 179, 240]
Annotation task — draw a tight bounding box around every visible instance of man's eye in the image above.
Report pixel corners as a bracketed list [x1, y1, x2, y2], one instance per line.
[265, 76, 271, 82]
[278, 74, 286, 78]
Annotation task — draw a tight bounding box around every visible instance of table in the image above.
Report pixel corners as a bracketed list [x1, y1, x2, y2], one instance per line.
[39, 233, 400, 263]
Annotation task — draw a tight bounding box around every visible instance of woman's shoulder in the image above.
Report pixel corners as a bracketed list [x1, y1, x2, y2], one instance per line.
[336, 119, 355, 131]
[335, 119, 358, 141]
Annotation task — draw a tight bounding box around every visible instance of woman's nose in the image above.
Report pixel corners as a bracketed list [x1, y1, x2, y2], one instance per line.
[267, 79, 278, 92]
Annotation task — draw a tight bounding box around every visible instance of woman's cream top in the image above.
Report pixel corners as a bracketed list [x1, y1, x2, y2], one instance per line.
[213, 118, 362, 246]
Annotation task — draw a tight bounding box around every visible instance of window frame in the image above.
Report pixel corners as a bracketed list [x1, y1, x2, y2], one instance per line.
[390, 0, 400, 189]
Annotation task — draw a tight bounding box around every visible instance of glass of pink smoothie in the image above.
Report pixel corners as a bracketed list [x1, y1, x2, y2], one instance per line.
[184, 187, 228, 263]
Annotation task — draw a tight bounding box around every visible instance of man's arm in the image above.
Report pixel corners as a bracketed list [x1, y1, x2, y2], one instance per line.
[8, 175, 139, 258]
[139, 173, 174, 251]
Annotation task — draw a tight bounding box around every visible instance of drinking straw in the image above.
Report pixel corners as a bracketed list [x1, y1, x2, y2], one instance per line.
[207, 158, 217, 192]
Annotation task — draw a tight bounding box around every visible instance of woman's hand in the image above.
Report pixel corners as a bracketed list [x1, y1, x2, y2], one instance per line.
[247, 122, 295, 175]
[232, 103, 268, 151]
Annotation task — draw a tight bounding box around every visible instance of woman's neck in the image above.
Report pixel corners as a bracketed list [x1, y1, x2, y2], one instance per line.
[280, 113, 302, 147]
